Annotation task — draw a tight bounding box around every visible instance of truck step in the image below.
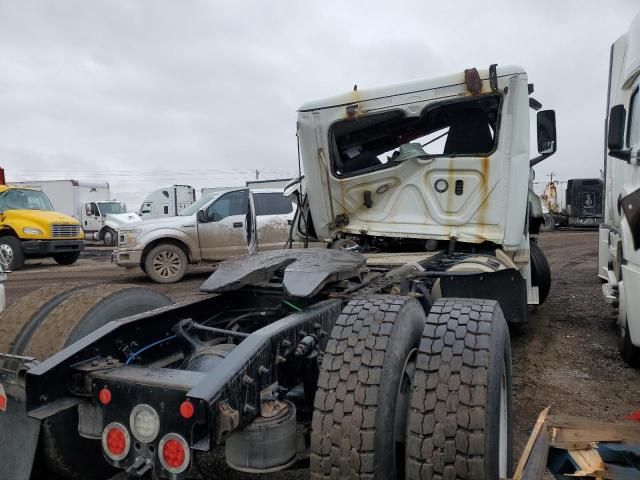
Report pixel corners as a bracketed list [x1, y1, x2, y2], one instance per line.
[602, 283, 619, 305]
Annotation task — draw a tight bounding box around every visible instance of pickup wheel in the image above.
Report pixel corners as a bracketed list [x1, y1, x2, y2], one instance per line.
[310, 295, 427, 479]
[530, 240, 551, 305]
[52, 252, 81, 265]
[406, 298, 512, 480]
[0, 236, 25, 270]
[102, 227, 116, 246]
[144, 243, 188, 283]
[0, 284, 173, 480]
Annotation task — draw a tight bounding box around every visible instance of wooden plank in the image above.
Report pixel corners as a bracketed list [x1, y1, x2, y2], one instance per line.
[568, 449, 605, 478]
[520, 422, 549, 480]
[513, 407, 550, 480]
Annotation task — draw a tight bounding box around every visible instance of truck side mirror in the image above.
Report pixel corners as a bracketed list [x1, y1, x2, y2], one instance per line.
[537, 110, 557, 155]
[196, 209, 207, 223]
[530, 110, 557, 167]
[608, 104, 631, 161]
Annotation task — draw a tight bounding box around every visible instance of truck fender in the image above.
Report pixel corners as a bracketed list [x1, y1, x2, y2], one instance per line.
[139, 229, 200, 263]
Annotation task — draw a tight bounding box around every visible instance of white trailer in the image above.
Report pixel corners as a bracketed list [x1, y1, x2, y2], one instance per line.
[9, 180, 136, 246]
[600, 11, 640, 366]
[138, 185, 195, 219]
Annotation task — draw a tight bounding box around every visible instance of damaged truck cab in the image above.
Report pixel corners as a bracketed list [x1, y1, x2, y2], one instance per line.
[295, 64, 556, 307]
[0, 65, 555, 480]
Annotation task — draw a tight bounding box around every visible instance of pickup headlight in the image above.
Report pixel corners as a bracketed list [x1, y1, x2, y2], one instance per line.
[119, 229, 141, 247]
[22, 227, 43, 235]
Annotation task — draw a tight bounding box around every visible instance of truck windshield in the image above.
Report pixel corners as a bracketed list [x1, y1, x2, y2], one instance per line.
[0, 189, 54, 212]
[99, 202, 125, 214]
[331, 94, 501, 176]
[180, 193, 220, 216]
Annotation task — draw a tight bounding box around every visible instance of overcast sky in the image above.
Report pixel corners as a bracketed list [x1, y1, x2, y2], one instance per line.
[0, 0, 638, 207]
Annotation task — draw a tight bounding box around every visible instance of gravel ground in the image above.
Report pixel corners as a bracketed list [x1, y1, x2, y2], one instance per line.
[5, 231, 639, 479]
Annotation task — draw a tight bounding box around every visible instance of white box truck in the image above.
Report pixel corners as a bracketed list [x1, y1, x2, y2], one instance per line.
[600, 11, 640, 366]
[9, 180, 138, 246]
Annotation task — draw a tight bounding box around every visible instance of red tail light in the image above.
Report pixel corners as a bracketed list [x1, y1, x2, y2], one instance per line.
[159, 433, 190, 474]
[101, 422, 130, 461]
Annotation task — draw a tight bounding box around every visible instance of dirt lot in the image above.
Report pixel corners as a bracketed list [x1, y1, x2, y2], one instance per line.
[5, 231, 640, 479]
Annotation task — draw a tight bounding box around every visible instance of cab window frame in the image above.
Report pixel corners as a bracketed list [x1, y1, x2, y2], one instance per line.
[328, 93, 503, 179]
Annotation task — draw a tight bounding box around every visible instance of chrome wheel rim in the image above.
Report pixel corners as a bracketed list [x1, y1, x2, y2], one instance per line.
[152, 251, 181, 278]
[104, 231, 114, 245]
[499, 364, 508, 477]
[0, 244, 14, 265]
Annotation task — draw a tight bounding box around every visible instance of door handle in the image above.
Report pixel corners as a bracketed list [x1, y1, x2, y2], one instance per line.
[233, 222, 243, 228]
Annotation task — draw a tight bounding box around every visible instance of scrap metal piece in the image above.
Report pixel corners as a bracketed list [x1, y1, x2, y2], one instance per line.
[200, 249, 366, 297]
[489, 63, 498, 92]
[464, 67, 483, 94]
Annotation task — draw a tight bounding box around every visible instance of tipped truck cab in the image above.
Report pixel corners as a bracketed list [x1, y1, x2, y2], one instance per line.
[114, 188, 295, 283]
[0, 185, 84, 269]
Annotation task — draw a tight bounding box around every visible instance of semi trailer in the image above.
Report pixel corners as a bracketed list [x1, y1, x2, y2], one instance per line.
[600, 12, 640, 366]
[0, 64, 555, 480]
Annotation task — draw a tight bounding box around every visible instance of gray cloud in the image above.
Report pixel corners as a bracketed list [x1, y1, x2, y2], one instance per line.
[0, 0, 637, 206]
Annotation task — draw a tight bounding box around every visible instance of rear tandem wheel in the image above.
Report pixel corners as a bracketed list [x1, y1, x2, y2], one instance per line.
[310, 296, 512, 480]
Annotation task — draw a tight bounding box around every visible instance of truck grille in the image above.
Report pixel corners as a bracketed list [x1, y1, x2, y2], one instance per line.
[51, 224, 80, 238]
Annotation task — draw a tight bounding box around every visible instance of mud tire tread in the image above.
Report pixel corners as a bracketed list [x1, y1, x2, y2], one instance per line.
[310, 295, 424, 480]
[406, 298, 512, 480]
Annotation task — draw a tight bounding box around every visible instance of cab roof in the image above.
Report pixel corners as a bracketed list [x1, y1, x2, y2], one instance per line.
[619, 11, 640, 88]
[298, 65, 526, 112]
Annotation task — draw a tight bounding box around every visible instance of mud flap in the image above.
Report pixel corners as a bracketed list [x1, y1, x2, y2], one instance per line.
[0, 354, 41, 480]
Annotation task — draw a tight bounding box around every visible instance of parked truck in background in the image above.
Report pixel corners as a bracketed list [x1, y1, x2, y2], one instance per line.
[539, 178, 603, 231]
[0, 185, 84, 269]
[600, 11, 640, 366]
[115, 188, 294, 283]
[139, 184, 195, 219]
[10, 180, 139, 246]
[0, 64, 555, 480]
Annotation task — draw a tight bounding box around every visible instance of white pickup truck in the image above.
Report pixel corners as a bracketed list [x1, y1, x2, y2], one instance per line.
[114, 188, 294, 283]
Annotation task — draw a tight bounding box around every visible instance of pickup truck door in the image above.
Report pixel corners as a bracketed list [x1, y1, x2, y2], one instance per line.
[197, 189, 252, 260]
[253, 191, 295, 251]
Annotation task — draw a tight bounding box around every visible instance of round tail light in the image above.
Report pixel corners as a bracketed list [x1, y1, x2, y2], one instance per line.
[159, 433, 190, 474]
[129, 404, 160, 443]
[102, 422, 131, 462]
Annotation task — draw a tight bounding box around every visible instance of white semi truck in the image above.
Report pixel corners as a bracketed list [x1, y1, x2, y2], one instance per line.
[9, 180, 138, 246]
[0, 64, 555, 480]
[138, 184, 195, 219]
[600, 11, 640, 366]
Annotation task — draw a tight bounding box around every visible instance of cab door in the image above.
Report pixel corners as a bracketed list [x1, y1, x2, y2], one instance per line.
[197, 189, 252, 260]
[253, 191, 295, 251]
[83, 202, 102, 232]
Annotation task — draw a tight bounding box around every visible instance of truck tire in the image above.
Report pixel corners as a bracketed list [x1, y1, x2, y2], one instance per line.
[407, 298, 512, 480]
[53, 251, 81, 265]
[144, 243, 189, 283]
[0, 284, 173, 480]
[539, 214, 555, 232]
[0, 235, 25, 270]
[102, 227, 116, 246]
[530, 240, 551, 305]
[619, 318, 640, 368]
[310, 295, 427, 479]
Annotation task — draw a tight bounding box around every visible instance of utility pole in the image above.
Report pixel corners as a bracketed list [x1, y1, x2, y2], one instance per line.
[547, 171, 556, 184]
[255, 169, 259, 180]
